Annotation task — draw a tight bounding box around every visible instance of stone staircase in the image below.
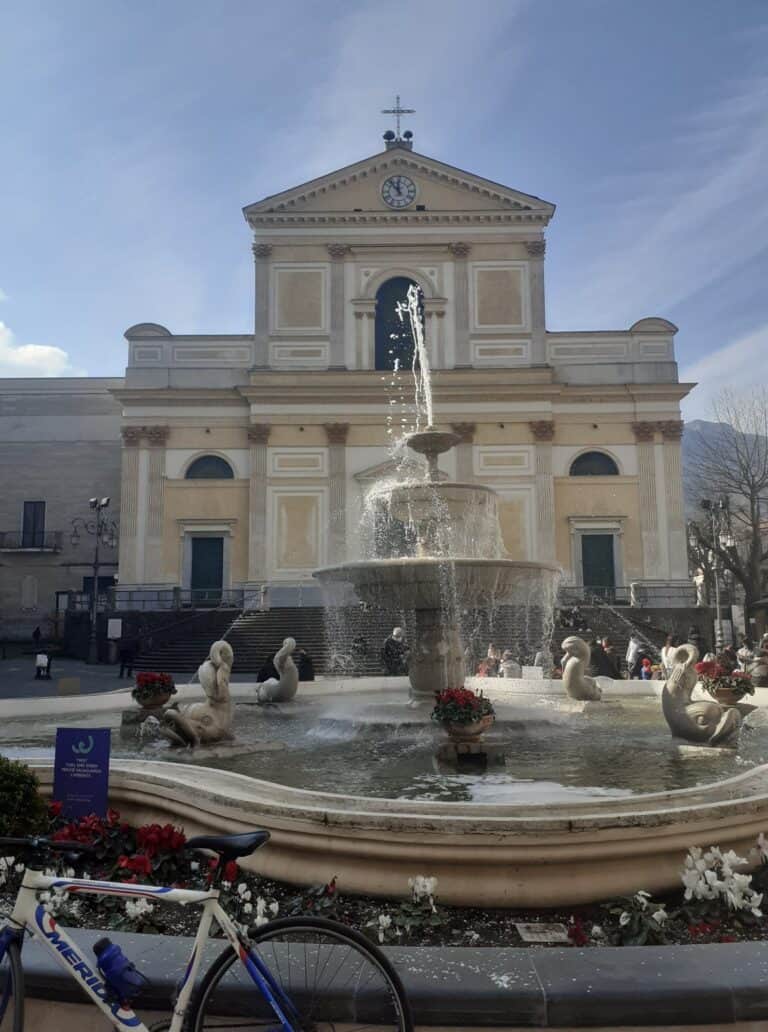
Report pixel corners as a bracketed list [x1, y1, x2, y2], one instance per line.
[550, 605, 669, 671]
[131, 610, 240, 674]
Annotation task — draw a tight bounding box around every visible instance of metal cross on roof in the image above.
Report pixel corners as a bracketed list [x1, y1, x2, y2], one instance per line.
[381, 95, 415, 137]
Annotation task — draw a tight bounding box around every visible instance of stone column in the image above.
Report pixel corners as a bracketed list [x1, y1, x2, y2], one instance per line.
[252, 243, 272, 368]
[632, 421, 661, 578]
[118, 427, 141, 584]
[450, 422, 476, 482]
[144, 425, 169, 583]
[659, 420, 688, 579]
[449, 242, 472, 367]
[247, 424, 271, 585]
[525, 240, 547, 366]
[324, 423, 350, 564]
[529, 420, 556, 561]
[327, 244, 350, 369]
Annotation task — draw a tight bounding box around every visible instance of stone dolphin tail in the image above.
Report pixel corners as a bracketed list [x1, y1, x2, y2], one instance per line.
[561, 635, 602, 701]
[661, 643, 741, 746]
[256, 636, 299, 704]
[162, 639, 235, 748]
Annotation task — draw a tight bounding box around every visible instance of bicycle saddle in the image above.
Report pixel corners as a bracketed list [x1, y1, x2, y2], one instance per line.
[185, 830, 270, 859]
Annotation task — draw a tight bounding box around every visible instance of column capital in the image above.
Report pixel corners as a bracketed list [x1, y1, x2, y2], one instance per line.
[326, 243, 351, 261]
[323, 422, 350, 445]
[448, 241, 471, 259]
[252, 243, 273, 260]
[525, 240, 546, 258]
[144, 425, 170, 446]
[529, 420, 555, 442]
[247, 423, 272, 444]
[450, 422, 476, 444]
[657, 419, 684, 441]
[121, 426, 142, 447]
[632, 421, 657, 443]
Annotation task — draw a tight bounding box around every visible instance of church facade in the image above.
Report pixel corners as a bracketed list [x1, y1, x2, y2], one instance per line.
[114, 137, 693, 608]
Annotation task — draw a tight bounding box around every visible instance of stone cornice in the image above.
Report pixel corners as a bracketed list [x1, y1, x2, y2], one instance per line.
[120, 425, 170, 446]
[248, 211, 549, 228]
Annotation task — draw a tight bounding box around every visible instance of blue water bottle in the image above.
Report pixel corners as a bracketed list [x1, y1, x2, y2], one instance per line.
[93, 937, 148, 1002]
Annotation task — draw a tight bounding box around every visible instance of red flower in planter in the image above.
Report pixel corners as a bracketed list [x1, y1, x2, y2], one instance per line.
[118, 853, 153, 876]
[48, 801, 63, 818]
[224, 860, 238, 883]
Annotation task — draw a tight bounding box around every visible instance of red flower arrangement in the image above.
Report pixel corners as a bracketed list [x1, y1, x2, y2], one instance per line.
[695, 661, 754, 699]
[131, 671, 177, 705]
[431, 687, 495, 725]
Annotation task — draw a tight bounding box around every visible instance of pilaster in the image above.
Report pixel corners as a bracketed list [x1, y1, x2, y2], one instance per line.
[632, 421, 661, 578]
[529, 420, 556, 561]
[450, 422, 476, 482]
[525, 239, 547, 366]
[327, 244, 350, 369]
[118, 428, 141, 584]
[247, 424, 271, 582]
[659, 420, 687, 579]
[449, 242, 471, 367]
[324, 423, 350, 564]
[252, 243, 272, 368]
[144, 426, 169, 583]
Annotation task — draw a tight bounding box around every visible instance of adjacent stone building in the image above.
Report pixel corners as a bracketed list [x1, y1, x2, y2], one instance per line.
[0, 379, 122, 638]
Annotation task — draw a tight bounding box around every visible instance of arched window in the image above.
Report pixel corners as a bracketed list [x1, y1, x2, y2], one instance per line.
[185, 455, 234, 479]
[374, 277, 424, 371]
[569, 451, 619, 476]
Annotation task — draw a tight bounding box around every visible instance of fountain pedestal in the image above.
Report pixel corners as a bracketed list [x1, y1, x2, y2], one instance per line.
[409, 610, 465, 702]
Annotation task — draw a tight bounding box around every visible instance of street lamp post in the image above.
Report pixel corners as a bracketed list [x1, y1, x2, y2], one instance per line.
[71, 497, 118, 665]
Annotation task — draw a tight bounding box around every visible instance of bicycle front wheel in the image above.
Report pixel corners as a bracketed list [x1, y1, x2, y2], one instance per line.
[0, 938, 23, 1032]
[190, 915, 412, 1031]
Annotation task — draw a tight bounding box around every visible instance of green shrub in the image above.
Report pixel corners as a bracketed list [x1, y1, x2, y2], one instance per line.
[0, 756, 48, 837]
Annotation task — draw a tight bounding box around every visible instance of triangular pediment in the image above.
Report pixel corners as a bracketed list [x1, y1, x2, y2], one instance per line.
[243, 148, 555, 227]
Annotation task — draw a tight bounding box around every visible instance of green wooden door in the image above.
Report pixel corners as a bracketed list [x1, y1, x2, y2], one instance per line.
[191, 537, 223, 605]
[581, 534, 615, 599]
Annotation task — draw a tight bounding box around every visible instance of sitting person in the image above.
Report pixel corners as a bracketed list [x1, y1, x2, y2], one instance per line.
[382, 628, 409, 676]
[486, 643, 501, 677]
[640, 657, 653, 681]
[500, 649, 521, 678]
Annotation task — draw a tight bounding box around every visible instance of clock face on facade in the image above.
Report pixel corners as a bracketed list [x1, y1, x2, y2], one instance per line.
[381, 175, 417, 209]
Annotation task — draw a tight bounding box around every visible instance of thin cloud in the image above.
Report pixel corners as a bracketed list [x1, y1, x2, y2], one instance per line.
[552, 75, 768, 329]
[0, 321, 85, 377]
[681, 321, 768, 421]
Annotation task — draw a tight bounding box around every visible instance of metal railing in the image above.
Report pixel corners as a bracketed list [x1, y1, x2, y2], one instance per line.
[559, 585, 631, 606]
[558, 584, 697, 608]
[0, 530, 62, 551]
[112, 588, 248, 612]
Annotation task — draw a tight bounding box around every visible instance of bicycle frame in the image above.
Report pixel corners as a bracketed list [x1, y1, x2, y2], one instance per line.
[0, 867, 301, 1032]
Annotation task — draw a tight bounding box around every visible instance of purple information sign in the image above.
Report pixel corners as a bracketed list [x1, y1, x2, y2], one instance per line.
[53, 728, 111, 818]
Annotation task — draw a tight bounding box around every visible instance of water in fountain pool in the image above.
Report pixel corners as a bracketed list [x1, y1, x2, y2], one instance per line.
[4, 693, 768, 804]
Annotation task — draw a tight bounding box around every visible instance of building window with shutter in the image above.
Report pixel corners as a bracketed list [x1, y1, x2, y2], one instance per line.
[22, 501, 46, 548]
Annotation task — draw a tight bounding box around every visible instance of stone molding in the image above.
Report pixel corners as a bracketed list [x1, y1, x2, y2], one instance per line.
[529, 420, 555, 442]
[252, 243, 273, 260]
[247, 424, 272, 444]
[450, 422, 476, 444]
[121, 425, 169, 446]
[658, 419, 684, 441]
[632, 420, 685, 443]
[326, 243, 352, 260]
[525, 240, 546, 258]
[631, 421, 657, 443]
[323, 422, 350, 445]
[448, 242, 472, 259]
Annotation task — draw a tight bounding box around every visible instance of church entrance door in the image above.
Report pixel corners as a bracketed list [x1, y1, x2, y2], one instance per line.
[581, 534, 615, 600]
[190, 537, 224, 606]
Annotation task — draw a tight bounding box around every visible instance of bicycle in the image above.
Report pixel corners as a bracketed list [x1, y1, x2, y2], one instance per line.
[0, 830, 413, 1031]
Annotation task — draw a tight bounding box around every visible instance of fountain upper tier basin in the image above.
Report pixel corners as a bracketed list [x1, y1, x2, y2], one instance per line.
[314, 557, 561, 610]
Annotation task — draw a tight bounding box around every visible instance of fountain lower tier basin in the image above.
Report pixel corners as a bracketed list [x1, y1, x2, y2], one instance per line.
[27, 757, 768, 908]
[314, 557, 561, 610]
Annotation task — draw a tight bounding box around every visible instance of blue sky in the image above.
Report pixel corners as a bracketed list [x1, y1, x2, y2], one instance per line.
[1, 0, 766, 419]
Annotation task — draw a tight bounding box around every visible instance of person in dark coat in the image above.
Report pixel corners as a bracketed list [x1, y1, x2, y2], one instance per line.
[118, 638, 137, 679]
[256, 655, 279, 683]
[32, 626, 42, 647]
[382, 627, 409, 676]
[295, 648, 315, 682]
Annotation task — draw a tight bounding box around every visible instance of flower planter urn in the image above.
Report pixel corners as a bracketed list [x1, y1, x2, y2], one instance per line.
[135, 690, 172, 711]
[442, 714, 495, 742]
[708, 687, 747, 707]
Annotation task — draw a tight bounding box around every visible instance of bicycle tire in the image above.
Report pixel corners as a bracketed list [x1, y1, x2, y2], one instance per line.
[189, 915, 413, 1031]
[0, 938, 23, 1032]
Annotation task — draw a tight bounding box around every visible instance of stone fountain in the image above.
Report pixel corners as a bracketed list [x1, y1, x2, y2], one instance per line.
[314, 423, 560, 702]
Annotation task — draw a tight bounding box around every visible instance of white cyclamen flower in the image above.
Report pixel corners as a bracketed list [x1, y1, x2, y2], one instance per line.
[125, 898, 155, 919]
[651, 908, 667, 925]
[243, 902, 253, 914]
[619, 911, 631, 926]
[634, 890, 651, 910]
[269, 901, 279, 916]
